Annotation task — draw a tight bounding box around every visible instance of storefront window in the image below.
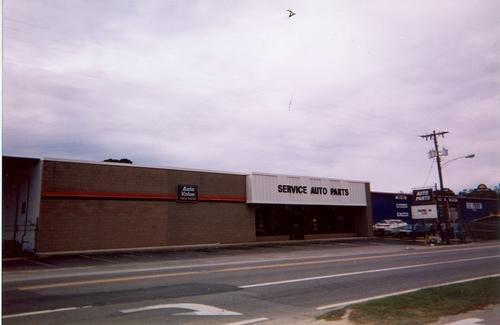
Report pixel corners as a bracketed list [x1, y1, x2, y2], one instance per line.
[255, 204, 356, 236]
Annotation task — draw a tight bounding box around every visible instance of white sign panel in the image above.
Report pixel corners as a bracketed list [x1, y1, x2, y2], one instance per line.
[466, 202, 483, 211]
[411, 204, 438, 219]
[246, 173, 367, 206]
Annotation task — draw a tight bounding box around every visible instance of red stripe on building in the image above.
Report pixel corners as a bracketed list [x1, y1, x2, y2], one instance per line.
[199, 195, 247, 203]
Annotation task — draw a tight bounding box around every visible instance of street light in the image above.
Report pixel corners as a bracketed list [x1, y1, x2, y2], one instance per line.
[442, 154, 475, 167]
[439, 153, 475, 242]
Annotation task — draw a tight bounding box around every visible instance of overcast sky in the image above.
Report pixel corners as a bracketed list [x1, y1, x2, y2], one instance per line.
[3, 0, 499, 193]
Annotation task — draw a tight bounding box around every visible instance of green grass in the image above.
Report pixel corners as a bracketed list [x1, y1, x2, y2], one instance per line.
[318, 276, 500, 324]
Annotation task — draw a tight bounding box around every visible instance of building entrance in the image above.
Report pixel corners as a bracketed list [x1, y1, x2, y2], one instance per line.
[255, 204, 357, 239]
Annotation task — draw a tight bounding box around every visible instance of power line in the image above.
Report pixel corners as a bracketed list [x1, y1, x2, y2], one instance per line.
[419, 130, 449, 190]
[423, 158, 435, 187]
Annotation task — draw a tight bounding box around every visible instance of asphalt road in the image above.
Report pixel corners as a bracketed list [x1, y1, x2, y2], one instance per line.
[3, 240, 500, 324]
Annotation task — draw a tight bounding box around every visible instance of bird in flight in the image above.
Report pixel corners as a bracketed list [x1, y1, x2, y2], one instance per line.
[287, 9, 295, 18]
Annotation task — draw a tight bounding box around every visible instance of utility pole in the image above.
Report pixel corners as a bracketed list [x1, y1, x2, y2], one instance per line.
[420, 130, 450, 242]
[420, 130, 449, 191]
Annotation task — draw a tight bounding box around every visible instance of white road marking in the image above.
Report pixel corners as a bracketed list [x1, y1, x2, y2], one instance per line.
[224, 317, 270, 325]
[19, 271, 200, 290]
[239, 255, 500, 288]
[120, 303, 242, 316]
[79, 254, 114, 263]
[444, 318, 484, 325]
[2, 306, 91, 319]
[25, 259, 55, 267]
[316, 273, 500, 310]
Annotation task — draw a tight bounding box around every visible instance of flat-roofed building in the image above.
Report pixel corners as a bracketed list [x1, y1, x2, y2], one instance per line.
[3, 156, 373, 255]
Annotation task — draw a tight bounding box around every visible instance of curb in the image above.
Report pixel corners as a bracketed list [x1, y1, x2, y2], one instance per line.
[2, 237, 380, 261]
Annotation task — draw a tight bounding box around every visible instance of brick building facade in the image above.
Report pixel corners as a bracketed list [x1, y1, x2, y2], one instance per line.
[3, 156, 373, 255]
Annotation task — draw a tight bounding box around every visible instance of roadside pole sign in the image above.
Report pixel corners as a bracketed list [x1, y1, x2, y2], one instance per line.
[412, 188, 437, 220]
[412, 188, 434, 204]
[411, 205, 438, 219]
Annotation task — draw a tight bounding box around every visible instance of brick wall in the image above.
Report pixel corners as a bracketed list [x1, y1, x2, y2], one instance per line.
[41, 161, 247, 196]
[167, 202, 255, 245]
[38, 200, 169, 252]
[38, 160, 256, 253]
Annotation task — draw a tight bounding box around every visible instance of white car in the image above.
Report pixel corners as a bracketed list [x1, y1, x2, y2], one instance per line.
[373, 219, 408, 231]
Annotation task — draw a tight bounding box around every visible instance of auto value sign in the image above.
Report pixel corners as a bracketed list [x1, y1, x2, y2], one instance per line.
[246, 173, 367, 206]
[177, 184, 198, 202]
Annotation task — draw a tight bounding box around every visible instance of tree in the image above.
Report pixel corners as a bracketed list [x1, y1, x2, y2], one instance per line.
[459, 184, 498, 199]
[103, 158, 133, 164]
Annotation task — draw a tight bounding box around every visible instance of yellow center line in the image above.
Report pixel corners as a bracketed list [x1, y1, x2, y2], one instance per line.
[18, 244, 500, 291]
[18, 271, 200, 291]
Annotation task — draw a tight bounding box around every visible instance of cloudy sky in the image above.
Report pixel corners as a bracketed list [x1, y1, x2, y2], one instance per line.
[3, 0, 499, 193]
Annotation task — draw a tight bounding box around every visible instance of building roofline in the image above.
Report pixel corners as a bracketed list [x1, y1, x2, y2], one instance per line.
[3, 155, 372, 182]
[248, 171, 369, 185]
[371, 191, 412, 195]
[42, 157, 248, 176]
[3, 155, 41, 161]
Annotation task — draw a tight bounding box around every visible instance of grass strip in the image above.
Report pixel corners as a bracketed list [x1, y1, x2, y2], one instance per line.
[318, 276, 500, 324]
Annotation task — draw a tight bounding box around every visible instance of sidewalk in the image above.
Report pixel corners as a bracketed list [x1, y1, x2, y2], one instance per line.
[433, 304, 500, 325]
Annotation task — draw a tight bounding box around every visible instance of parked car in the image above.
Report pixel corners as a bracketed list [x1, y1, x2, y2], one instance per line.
[373, 219, 408, 230]
[373, 219, 408, 229]
[373, 219, 408, 237]
[394, 223, 431, 239]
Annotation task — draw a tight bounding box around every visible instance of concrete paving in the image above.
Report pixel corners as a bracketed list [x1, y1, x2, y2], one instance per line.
[433, 304, 500, 325]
